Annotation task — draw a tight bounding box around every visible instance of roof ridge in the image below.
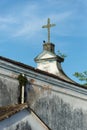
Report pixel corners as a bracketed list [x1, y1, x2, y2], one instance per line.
[0, 56, 86, 89]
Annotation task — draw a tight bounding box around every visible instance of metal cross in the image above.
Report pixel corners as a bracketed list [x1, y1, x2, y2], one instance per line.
[42, 18, 56, 43]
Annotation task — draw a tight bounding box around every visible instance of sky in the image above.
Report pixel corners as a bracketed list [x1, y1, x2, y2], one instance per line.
[0, 0, 87, 84]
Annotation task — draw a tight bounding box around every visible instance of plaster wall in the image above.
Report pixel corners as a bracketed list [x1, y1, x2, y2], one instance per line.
[40, 53, 54, 59]
[27, 77, 87, 130]
[0, 59, 87, 130]
[0, 75, 19, 106]
[37, 61, 61, 75]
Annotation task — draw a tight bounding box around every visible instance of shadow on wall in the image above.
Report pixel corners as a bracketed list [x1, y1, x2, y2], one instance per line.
[15, 121, 32, 130]
[26, 82, 37, 106]
[8, 121, 32, 130]
[0, 79, 11, 106]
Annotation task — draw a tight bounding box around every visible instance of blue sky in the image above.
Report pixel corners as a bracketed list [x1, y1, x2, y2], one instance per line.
[0, 0, 87, 84]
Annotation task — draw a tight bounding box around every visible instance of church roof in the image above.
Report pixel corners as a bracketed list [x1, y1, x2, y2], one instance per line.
[0, 103, 51, 130]
[0, 103, 27, 121]
[0, 56, 86, 89]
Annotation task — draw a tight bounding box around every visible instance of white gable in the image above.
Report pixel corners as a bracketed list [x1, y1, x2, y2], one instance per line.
[41, 53, 55, 59]
[35, 50, 56, 61]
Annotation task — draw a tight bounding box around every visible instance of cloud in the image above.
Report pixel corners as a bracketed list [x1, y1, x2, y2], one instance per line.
[0, 16, 16, 23]
[0, 15, 17, 32]
[12, 8, 73, 37]
[12, 17, 43, 37]
[48, 11, 73, 22]
[0, 0, 87, 40]
[0, 2, 42, 38]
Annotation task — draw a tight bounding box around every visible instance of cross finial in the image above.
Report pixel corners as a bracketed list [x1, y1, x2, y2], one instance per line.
[42, 18, 56, 43]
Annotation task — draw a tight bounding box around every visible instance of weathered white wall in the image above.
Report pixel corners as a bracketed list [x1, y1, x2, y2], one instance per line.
[36, 52, 62, 75]
[0, 75, 19, 106]
[37, 61, 61, 75]
[0, 59, 87, 130]
[28, 77, 87, 130]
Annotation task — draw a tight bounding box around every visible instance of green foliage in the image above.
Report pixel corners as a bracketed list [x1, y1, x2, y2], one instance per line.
[17, 73, 28, 86]
[57, 50, 67, 59]
[73, 71, 87, 86]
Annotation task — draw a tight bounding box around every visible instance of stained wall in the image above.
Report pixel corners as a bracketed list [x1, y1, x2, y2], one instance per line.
[0, 59, 87, 130]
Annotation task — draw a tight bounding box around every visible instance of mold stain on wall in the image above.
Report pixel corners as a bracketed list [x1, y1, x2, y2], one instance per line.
[0, 78, 18, 106]
[6, 121, 32, 130]
[33, 95, 87, 130]
[15, 121, 31, 130]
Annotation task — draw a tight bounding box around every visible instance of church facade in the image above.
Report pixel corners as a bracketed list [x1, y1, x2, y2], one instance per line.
[0, 18, 87, 130]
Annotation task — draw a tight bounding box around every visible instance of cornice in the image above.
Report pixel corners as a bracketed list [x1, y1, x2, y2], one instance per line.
[0, 56, 87, 98]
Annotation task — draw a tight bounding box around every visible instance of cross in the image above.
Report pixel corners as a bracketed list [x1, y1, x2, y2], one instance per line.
[42, 18, 56, 43]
